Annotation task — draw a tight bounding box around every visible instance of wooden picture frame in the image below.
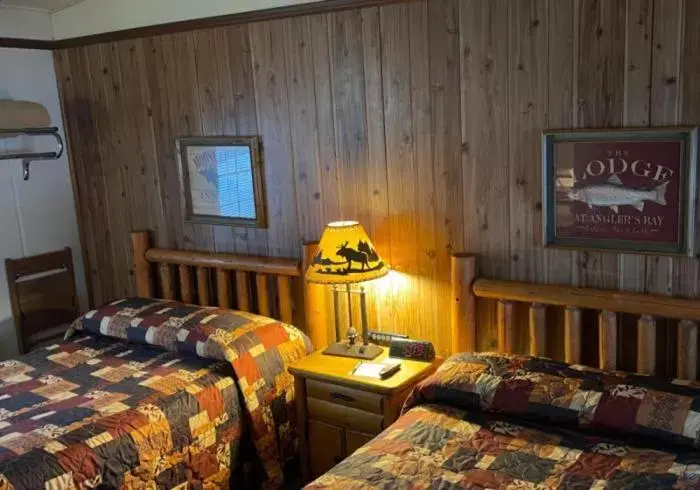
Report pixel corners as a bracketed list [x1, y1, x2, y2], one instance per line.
[543, 127, 698, 256]
[177, 136, 267, 228]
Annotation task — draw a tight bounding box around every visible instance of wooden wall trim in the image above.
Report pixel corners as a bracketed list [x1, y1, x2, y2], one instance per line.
[0, 37, 55, 50]
[35, 0, 414, 50]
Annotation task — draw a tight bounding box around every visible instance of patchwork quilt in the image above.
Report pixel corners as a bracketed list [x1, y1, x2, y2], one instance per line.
[307, 352, 700, 489]
[0, 297, 312, 489]
[0, 335, 241, 489]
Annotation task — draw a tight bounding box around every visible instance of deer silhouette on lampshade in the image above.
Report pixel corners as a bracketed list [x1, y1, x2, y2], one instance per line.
[305, 221, 389, 360]
[306, 221, 388, 284]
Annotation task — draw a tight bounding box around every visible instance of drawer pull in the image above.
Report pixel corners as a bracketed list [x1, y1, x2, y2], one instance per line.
[330, 392, 355, 403]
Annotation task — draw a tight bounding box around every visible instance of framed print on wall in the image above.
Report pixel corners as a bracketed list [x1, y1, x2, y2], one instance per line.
[177, 136, 267, 228]
[543, 128, 698, 256]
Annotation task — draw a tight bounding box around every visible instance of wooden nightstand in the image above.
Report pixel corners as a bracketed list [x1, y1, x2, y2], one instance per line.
[289, 347, 440, 483]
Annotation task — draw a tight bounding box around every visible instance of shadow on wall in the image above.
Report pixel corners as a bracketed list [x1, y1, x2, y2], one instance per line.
[0, 316, 18, 361]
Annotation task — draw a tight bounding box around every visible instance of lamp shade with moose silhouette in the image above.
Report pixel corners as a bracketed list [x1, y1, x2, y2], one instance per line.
[306, 221, 389, 284]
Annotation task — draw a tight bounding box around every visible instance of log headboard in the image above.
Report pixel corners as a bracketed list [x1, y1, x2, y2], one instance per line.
[130, 231, 302, 325]
[451, 254, 700, 380]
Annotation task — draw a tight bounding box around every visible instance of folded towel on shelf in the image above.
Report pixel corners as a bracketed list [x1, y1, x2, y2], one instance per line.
[0, 100, 51, 130]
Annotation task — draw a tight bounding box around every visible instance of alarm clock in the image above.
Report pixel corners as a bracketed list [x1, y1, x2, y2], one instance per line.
[389, 338, 435, 362]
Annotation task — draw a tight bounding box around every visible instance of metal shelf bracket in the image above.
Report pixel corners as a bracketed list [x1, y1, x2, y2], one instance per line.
[0, 127, 64, 181]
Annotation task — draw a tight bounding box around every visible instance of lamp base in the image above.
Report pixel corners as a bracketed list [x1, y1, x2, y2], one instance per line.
[322, 342, 383, 360]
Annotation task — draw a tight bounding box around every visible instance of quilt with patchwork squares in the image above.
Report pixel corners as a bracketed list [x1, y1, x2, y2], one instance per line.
[0, 297, 312, 489]
[307, 352, 700, 489]
[0, 335, 242, 489]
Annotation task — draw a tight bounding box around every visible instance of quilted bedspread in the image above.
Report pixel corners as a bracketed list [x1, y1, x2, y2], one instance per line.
[0, 335, 241, 489]
[307, 352, 700, 489]
[0, 297, 312, 489]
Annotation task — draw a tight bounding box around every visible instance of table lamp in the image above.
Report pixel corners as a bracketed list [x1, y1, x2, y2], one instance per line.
[306, 221, 389, 360]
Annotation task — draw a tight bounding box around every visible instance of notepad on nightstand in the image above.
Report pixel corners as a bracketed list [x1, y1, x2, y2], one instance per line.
[350, 358, 402, 380]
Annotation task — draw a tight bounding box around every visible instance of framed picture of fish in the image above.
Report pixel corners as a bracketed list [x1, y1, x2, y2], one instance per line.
[543, 128, 698, 256]
[177, 136, 267, 228]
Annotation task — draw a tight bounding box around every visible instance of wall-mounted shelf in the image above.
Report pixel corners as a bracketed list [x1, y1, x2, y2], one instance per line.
[0, 127, 64, 180]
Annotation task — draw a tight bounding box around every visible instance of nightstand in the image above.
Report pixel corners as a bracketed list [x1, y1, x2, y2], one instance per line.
[289, 347, 440, 483]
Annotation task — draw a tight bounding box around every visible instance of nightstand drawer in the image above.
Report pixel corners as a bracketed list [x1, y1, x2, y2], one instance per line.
[308, 398, 384, 434]
[306, 379, 384, 414]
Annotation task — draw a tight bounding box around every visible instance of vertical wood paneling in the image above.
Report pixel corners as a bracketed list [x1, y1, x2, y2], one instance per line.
[576, 0, 626, 289]
[360, 6, 392, 334]
[508, 0, 547, 283]
[645, 0, 682, 297]
[429, 0, 464, 347]
[283, 16, 325, 244]
[54, 48, 98, 307]
[192, 27, 232, 253]
[325, 9, 373, 335]
[100, 43, 139, 298]
[460, 0, 510, 280]
[545, 0, 575, 287]
[329, 10, 372, 228]
[225, 24, 268, 255]
[409, 2, 440, 344]
[460, 0, 509, 346]
[381, 3, 423, 338]
[83, 43, 125, 301]
[618, 0, 652, 293]
[143, 33, 200, 250]
[57, 2, 700, 356]
[677, 0, 700, 301]
[250, 20, 299, 258]
[309, 15, 341, 225]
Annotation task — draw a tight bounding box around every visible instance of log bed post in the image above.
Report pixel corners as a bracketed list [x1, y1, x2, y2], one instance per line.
[179, 265, 194, 304]
[277, 276, 294, 324]
[598, 310, 617, 371]
[159, 264, 175, 300]
[131, 231, 154, 298]
[529, 303, 546, 357]
[216, 269, 231, 308]
[637, 315, 656, 375]
[197, 267, 211, 306]
[564, 306, 582, 364]
[303, 242, 328, 350]
[678, 320, 698, 380]
[497, 300, 515, 353]
[235, 271, 251, 311]
[451, 254, 477, 354]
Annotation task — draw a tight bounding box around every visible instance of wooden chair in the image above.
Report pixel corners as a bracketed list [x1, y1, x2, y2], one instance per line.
[5, 248, 79, 354]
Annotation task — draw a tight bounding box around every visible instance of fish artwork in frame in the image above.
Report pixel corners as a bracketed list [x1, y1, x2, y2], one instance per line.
[542, 128, 699, 256]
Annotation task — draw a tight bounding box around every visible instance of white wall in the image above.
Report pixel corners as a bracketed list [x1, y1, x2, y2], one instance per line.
[0, 6, 53, 40]
[0, 9, 87, 359]
[52, 0, 321, 39]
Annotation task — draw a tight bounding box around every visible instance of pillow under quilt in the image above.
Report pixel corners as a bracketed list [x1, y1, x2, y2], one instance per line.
[68, 297, 312, 362]
[404, 352, 700, 450]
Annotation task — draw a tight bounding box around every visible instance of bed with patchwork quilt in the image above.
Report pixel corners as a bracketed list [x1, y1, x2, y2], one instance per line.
[307, 352, 700, 489]
[0, 297, 312, 490]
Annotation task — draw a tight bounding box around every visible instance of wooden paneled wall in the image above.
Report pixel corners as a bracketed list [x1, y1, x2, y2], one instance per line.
[55, 0, 700, 357]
